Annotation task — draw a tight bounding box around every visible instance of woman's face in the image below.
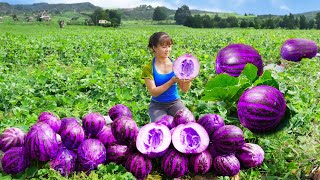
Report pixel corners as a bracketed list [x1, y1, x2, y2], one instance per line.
[153, 44, 172, 58]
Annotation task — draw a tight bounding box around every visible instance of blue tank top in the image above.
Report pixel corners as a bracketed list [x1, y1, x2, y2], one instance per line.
[152, 58, 180, 102]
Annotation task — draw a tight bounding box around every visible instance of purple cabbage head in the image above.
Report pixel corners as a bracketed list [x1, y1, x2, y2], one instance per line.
[59, 122, 85, 150]
[216, 44, 263, 77]
[105, 143, 130, 164]
[49, 147, 77, 176]
[197, 114, 225, 137]
[125, 152, 152, 179]
[0, 127, 26, 152]
[173, 108, 196, 126]
[189, 150, 212, 174]
[213, 154, 240, 176]
[25, 122, 59, 161]
[155, 115, 175, 129]
[173, 54, 200, 80]
[77, 139, 106, 172]
[82, 112, 106, 138]
[111, 116, 139, 147]
[236, 143, 265, 168]
[96, 125, 117, 147]
[136, 122, 171, 158]
[108, 104, 133, 121]
[1, 147, 30, 175]
[37, 112, 61, 133]
[237, 85, 286, 132]
[281, 38, 318, 62]
[161, 149, 189, 178]
[59, 117, 80, 134]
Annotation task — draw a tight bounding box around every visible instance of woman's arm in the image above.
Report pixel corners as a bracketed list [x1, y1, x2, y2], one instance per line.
[178, 79, 192, 93]
[144, 77, 177, 97]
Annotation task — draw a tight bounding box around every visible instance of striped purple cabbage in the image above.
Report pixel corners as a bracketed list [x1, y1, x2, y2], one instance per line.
[49, 147, 77, 176]
[172, 122, 209, 154]
[77, 139, 106, 172]
[125, 152, 152, 179]
[96, 125, 117, 147]
[197, 114, 225, 138]
[213, 154, 240, 176]
[161, 149, 189, 178]
[1, 147, 30, 175]
[25, 122, 58, 161]
[108, 104, 133, 121]
[280, 38, 318, 62]
[237, 85, 286, 132]
[173, 108, 196, 126]
[212, 125, 245, 154]
[37, 112, 61, 133]
[189, 150, 212, 174]
[216, 44, 263, 77]
[59, 117, 80, 134]
[155, 115, 175, 129]
[236, 143, 265, 168]
[105, 143, 129, 164]
[111, 116, 139, 147]
[59, 122, 85, 150]
[82, 112, 106, 138]
[0, 127, 26, 152]
[136, 122, 171, 158]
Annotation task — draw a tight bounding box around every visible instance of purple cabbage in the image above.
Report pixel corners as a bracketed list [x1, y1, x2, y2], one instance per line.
[49, 147, 77, 176]
[197, 114, 225, 137]
[105, 143, 129, 164]
[0, 127, 26, 152]
[155, 115, 175, 129]
[25, 122, 59, 161]
[236, 143, 265, 168]
[216, 44, 263, 77]
[136, 122, 171, 158]
[111, 116, 139, 147]
[1, 147, 30, 175]
[59, 117, 80, 134]
[212, 125, 245, 154]
[189, 150, 212, 174]
[82, 112, 106, 138]
[125, 152, 152, 180]
[281, 38, 318, 62]
[37, 112, 61, 133]
[213, 154, 240, 176]
[59, 122, 85, 150]
[173, 108, 196, 126]
[173, 54, 200, 80]
[108, 104, 133, 120]
[237, 85, 286, 132]
[161, 149, 189, 178]
[77, 139, 106, 172]
[96, 125, 117, 147]
[171, 122, 209, 154]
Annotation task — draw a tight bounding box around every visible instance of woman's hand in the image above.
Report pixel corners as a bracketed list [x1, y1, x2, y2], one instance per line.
[177, 78, 193, 93]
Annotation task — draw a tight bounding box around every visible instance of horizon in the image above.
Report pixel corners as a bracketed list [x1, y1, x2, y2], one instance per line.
[1, 0, 320, 16]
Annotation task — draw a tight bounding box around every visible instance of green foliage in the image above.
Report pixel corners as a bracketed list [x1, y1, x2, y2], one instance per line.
[152, 6, 168, 21]
[174, 5, 192, 25]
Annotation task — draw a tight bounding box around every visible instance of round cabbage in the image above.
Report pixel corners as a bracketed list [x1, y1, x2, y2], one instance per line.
[37, 112, 61, 133]
[173, 108, 196, 126]
[161, 149, 189, 178]
[59, 117, 80, 134]
[173, 54, 200, 80]
[108, 104, 133, 120]
[0, 127, 26, 152]
[60, 122, 85, 150]
[96, 125, 117, 147]
[105, 143, 129, 164]
[125, 152, 152, 179]
[189, 150, 212, 174]
[1, 147, 30, 175]
[214, 154, 240, 176]
[236, 143, 265, 168]
[136, 122, 171, 158]
[237, 85, 286, 132]
[111, 116, 139, 147]
[197, 113, 225, 137]
[82, 112, 106, 138]
[155, 115, 175, 129]
[49, 147, 77, 176]
[281, 38, 318, 62]
[216, 44, 263, 77]
[172, 122, 209, 154]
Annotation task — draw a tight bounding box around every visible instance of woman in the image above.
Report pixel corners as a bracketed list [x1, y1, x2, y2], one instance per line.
[141, 32, 193, 122]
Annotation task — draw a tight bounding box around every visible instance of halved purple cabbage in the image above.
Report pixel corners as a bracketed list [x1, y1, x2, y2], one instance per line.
[37, 112, 61, 133]
[280, 38, 318, 62]
[96, 125, 117, 147]
[214, 154, 240, 176]
[216, 44, 263, 77]
[136, 122, 171, 158]
[155, 115, 175, 129]
[173, 54, 200, 80]
[111, 116, 139, 147]
[49, 147, 77, 176]
[77, 139, 106, 172]
[25, 122, 58, 161]
[59, 117, 80, 134]
[197, 114, 225, 138]
[125, 152, 152, 180]
[173, 108, 196, 126]
[1, 147, 30, 175]
[0, 127, 26, 152]
[105, 143, 129, 164]
[212, 125, 245, 154]
[189, 150, 212, 174]
[237, 85, 286, 132]
[172, 122, 209, 154]
[108, 104, 133, 121]
[59, 122, 85, 150]
[236, 143, 265, 168]
[161, 149, 189, 178]
[82, 112, 106, 138]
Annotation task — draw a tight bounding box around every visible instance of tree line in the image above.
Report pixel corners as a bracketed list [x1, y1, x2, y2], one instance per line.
[153, 5, 320, 29]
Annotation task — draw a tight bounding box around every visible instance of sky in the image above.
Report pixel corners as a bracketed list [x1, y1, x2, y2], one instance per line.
[2, 0, 320, 15]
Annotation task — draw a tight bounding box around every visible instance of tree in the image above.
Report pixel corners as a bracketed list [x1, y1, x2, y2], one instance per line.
[174, 5, 191, 25]
[308, 19, 315, 29]
[226, 16, 239, 27]
[316, 12, 320, 29]
[240, 19, 248, 28]
[286, 13, 296, 29]
[152, 6, 168, 21]
[90, 8, 107, 25]
[202, 14, 213, 28]
[299, 15, 307, 29]
[106, 9, 121, 27]
[264, 18, 275, 29]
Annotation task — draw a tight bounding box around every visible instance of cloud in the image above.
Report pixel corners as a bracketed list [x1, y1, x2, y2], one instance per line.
[271, 0, 292, 12]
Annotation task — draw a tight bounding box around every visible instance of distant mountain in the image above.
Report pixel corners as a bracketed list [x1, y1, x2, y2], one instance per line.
[295, 10, 320, 19]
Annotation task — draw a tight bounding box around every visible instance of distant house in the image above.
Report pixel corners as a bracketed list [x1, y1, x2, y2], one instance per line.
[98, 20, 110, 24]
[40, 15, 51, 21]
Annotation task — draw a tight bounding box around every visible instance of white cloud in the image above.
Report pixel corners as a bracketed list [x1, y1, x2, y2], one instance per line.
[271, 0, 291, 12]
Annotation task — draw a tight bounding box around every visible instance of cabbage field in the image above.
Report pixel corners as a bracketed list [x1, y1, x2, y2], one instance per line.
[0, 23, 320, 179]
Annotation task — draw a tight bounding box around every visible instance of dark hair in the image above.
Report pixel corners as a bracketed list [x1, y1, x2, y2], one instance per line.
[148, 32, 173, 52]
